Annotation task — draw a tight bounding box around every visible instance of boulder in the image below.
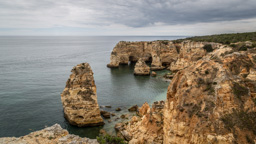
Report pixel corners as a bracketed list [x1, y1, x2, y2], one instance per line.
[128, 105, 138, 112]
[151, 71, 157, 77]
[116, 107, 121, 111]
[100, 111, 111, 119]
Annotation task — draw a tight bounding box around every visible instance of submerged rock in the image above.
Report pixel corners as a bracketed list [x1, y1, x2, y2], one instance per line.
[100, 111, 111, 119]
[151, 71, 157, 77]
[61, 63, 104, 127]
[134, 58, 150, 76]
[0, 124, 98, 144]
[115, 107, 121, 111]
[128, 105, 138, 112]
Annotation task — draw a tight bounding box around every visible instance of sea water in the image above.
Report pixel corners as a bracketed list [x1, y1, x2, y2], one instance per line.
[0, 36, 185, 138]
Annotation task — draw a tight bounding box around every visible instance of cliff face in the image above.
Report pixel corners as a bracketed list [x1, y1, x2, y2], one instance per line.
[163, 49, 256, 144]
[0, 124, 98, 144]
[170, 41, 223, 72]
[111, 40, 256, 143]
[61, 63, 104, 127]
[107, 40, 225, 72]
[107, 41, 178, 70]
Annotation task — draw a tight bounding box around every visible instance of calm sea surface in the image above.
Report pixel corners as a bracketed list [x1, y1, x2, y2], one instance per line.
[0, 36, 185, 138]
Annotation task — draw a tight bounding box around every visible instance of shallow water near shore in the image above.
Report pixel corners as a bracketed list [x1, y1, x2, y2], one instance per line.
[0, 36, 185, 138]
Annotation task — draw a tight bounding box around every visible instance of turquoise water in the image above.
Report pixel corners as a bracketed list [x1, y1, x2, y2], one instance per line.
[0, 36, 184, 138]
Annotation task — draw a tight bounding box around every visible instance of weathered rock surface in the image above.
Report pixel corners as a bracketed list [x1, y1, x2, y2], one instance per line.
[0, 124, 98, 144]
[134, 58, 150, 75]
[107, 41, 178, 70]
[61, 63, 104, 127]
[113, 42, 256, 143]
[163, 49, 256, 144]
[115, 101, 165, 144]
[170, 41, 223, 72]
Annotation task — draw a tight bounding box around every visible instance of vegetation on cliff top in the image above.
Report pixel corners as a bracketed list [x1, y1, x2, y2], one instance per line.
[173, 32, 256, 52]
[174, 31, 256, 44]
[97, 134, 127, 144]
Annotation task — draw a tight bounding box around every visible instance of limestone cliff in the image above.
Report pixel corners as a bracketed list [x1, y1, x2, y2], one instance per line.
[61, 63, 104, 127]
[0, 124, 98, 144]
[107, 41, 178, 70]
[113, 41, 256, 144]
[107, 40, 226, 73]
[163, 49, 256, 144]
[170, 41, 223, 72]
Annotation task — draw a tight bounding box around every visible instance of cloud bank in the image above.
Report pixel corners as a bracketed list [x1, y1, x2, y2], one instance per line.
[0, 0, 256, 35]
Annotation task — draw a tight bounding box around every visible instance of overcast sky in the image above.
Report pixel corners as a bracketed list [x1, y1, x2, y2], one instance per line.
[0, 0, 256, 36]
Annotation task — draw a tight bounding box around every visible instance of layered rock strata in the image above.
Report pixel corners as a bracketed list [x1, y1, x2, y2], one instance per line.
[170, 41, 223, 72]
[107, 40, 225, 73]
[163, 49, 256, 144]
[61, 63, 104, 127]
[107, 41, 178, 70]
[134, 58, 150, 75]
[0, 124, 98, 144]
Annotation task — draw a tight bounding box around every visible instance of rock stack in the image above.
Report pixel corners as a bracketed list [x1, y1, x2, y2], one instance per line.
[61, 63, 104, 127]
[134, 58, 150, 75]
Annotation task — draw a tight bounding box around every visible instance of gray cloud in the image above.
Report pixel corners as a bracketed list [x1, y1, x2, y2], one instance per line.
[1, 0, 256, 28]
[0, 0, 256, 35]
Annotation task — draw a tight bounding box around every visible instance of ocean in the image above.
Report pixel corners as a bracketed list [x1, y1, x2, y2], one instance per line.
[0, 36, 185, 138]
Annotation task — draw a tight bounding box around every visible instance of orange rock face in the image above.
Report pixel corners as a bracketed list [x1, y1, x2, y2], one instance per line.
[61, 63, 104, 127]
[164, 49, 256, 144]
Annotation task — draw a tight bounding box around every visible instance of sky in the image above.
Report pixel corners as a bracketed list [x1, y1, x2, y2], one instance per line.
[0, 0, 256, 36]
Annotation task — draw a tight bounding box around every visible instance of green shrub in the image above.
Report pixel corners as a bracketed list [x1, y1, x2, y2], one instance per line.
[221, 110, 256, 135]
[203, 44, 213, 52]
[97, 134, 127, 144]
[175, 32, 256, 44]
[233, 82, 248, 100]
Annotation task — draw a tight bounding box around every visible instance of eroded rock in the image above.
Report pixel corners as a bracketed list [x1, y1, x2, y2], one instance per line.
[61, 63, 104, 127]
[134, 58, 150, 76]
[164, 49, 256, 144]
[0, 124, 98, 144]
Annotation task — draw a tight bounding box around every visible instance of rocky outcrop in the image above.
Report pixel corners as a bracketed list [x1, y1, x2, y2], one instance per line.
[61, 63, 104, 127]
[163, 49, 256, 144]
[107, 41, 178, 70]
[134, 58, 150, 75]
[115, 101, 165, 144]
[170, 41, 223, 72]
[107, 40, 227, 73]
[0, 124, 98, 144]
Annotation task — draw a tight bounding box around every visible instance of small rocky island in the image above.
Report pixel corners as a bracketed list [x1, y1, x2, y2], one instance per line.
[61, 63, 104, 127]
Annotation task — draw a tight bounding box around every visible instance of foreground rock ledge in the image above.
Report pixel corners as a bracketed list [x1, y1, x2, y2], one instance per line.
[61, 63, 104, 127]
[0, 124, 98, 144]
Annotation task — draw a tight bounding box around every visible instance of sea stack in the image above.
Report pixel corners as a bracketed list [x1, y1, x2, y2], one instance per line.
[134, 58, 150, 75]
[61, 63, 104, 127]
